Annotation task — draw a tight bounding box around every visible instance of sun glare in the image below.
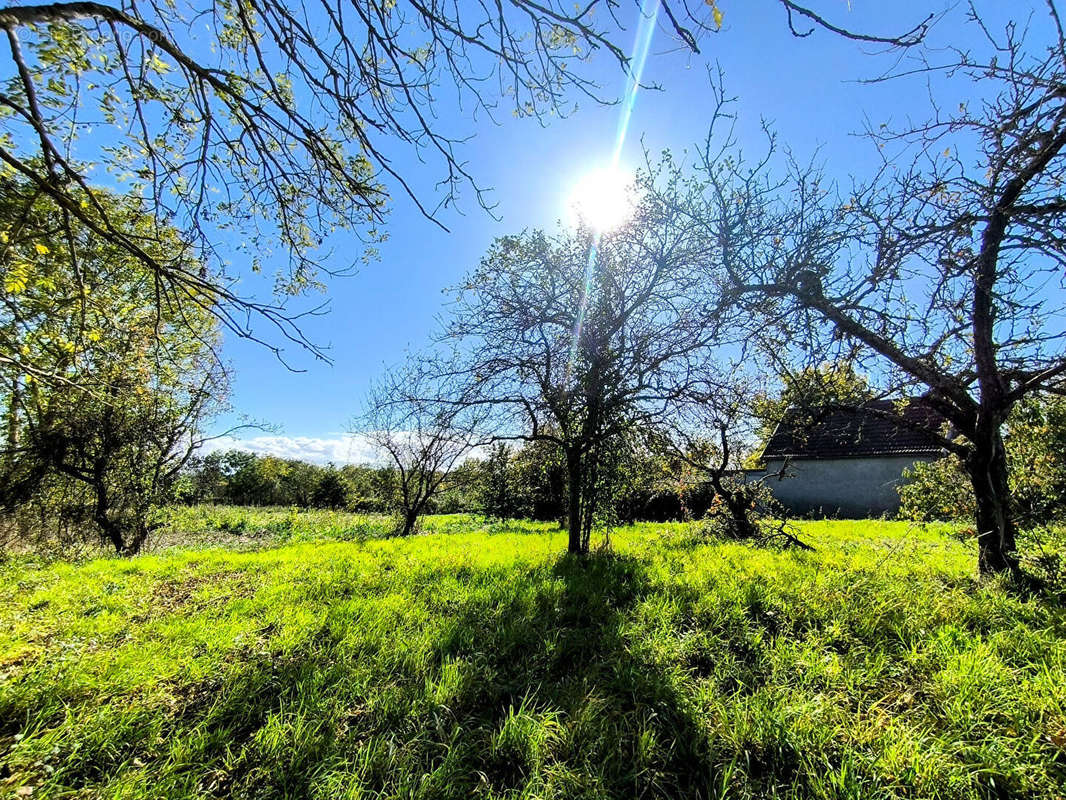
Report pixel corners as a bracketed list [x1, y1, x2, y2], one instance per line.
[566, 165, 635, 233]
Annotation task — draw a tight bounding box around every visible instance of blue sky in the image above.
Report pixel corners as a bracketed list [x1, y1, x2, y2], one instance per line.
[213, 1, 1050, 463]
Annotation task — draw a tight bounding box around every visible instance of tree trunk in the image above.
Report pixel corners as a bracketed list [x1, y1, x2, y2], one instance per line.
[565, 448, 584, 554]
[710, 473, 760, 540]
[967, 428, 1019, 576]
[122, 526, 148, 557]
[5, 376, 18, 456]
[400, 509, 419, 536]
[92, 489, 126, 555]
[723, 492, 760, 540]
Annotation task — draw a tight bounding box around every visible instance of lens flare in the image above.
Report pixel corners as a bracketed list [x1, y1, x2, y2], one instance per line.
[565, 0, 661, 379]
[567, 165, 635, 232]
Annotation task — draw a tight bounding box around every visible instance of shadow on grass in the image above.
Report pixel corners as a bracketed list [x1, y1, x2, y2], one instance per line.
[16, 551, 753, 799]
[334, 551, 727, 798]
[417, 552, 715, 796]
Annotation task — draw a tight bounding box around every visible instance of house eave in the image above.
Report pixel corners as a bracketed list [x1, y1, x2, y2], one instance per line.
[761, 449, 946, 462]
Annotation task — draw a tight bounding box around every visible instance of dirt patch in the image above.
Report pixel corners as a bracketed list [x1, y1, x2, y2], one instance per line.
[149, 571, 259, 615]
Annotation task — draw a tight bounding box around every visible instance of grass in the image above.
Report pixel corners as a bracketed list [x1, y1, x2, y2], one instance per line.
[55, 506, 490, 555]
[2, 512, 1065, 798]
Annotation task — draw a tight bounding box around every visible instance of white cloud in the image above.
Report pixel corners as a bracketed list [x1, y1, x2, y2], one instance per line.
[200, 433, 382, 465]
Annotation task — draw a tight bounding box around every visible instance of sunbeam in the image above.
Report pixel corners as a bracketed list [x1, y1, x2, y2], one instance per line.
[567, 0, 661, 382]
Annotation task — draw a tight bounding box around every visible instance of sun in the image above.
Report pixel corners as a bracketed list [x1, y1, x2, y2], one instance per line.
[566, 165, 636, 233]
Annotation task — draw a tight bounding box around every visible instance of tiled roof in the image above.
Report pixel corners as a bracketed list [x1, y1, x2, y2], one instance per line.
[761, 398, 948, 460]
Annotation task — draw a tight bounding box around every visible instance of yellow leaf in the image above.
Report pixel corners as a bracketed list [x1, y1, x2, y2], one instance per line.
[708, 0, 723, 28]
[942, 148, 951, 157]
[34, 243, 49, 255]
[4, 262, 29, 294]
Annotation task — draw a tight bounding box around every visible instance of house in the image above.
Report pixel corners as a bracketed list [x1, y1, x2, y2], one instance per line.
[748, 399, 948, 517]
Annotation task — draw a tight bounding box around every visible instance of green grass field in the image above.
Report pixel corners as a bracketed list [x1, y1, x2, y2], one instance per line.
[2, 512, 1065, 799]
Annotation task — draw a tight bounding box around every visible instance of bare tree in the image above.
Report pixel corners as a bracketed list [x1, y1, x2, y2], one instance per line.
[355, 364, 479, 536]
[0, 1, 931, 358]
[655, 351, 814, 549]
[671, 5, 1066, 574]
[432, 177, 726, 553]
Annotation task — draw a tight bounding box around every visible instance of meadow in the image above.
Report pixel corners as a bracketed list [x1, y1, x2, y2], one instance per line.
[2, 510, 1065, 799]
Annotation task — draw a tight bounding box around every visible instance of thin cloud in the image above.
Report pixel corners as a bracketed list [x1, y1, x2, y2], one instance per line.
[201, 434, 382, 465]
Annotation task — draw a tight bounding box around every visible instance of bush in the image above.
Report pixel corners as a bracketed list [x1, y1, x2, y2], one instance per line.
[688, 479, 811, 550]
[311, 469, 350, 510]
[1018, 525, 1066, 593]
[899, 394, 1066, 525]
[898, 456, 975, 522]
[1009, 395, 1066, 523]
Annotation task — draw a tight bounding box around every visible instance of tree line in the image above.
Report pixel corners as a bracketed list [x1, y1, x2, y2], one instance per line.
[174, 439, 723, 524]
[184, 388, 1066, 537]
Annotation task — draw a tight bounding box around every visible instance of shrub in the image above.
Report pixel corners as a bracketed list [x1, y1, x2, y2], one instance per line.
[689, 479, 811, 550]
[898, 455, 975, 522]
[1018, 525, 1066, 593]
[311, 469, 350, 510]
[1008, 395, 1066, 523]
[899, 395, 1066, 524]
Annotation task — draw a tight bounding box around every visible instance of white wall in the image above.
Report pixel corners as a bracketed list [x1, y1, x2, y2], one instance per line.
[747, 456, 937, 517]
